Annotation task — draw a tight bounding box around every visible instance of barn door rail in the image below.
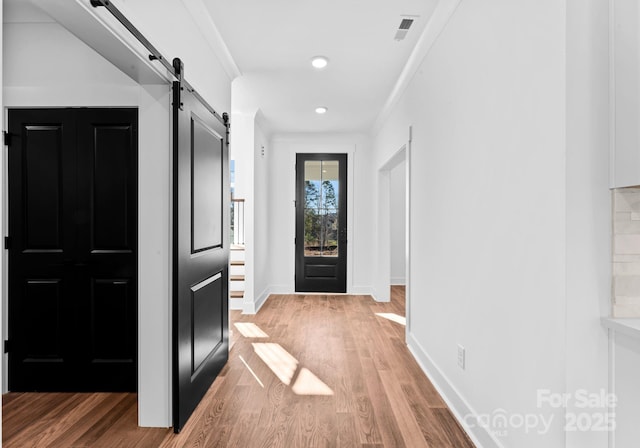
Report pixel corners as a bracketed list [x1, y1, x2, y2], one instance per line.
[89, 0, 227, 126]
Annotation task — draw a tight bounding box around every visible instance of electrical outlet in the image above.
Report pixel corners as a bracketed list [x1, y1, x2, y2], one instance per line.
[457, 344, 465, 370]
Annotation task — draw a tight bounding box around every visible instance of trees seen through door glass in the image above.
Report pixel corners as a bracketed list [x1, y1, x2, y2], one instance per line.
[304, 160, 339, 257]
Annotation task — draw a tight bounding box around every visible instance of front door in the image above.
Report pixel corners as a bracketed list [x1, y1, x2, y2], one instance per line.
[172, 81, 230, 432]
[8, 108, 138, 392]
[295, 153, 347, 293]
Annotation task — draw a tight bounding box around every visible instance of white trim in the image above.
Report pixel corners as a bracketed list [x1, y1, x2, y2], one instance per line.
[375, 166, 391, 302]
[601, 317, 640, 340]
[370, 287, 384, 303]
[137, 84, 173, 428]
[609, 0, 616, 188]
[390, 278, 406, 285]
[407, 332, 504, 448]
[375, 137, 410, 310]
[243, 286, 271, 314]
[351, 286, 375, 295]
[405, 127, 412, 338]
[373, 0, 462, 134]
[264, 284, 291, 295]
[180, 0, 242, 80]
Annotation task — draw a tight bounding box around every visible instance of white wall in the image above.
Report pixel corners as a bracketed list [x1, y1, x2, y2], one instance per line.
[229, 108, 271, 313]
[253, 120, 270, 303]
[565, 1, 611, 447]
[3, 22, 140, 105]
[374, 1, 570, 446]
[267, 133, 373, 296]
[230, 111, 256, 309]
[389, 160, 406, 285]
[111, 0, 231, 114]
[136, 84, 172, 427]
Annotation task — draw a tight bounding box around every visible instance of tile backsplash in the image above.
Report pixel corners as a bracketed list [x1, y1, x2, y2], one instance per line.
[613, 188, 640, 317]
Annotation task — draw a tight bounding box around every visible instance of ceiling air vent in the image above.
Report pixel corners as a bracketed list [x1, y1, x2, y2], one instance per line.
[399, 19, 414, 30]
[394, 17, 415, 41]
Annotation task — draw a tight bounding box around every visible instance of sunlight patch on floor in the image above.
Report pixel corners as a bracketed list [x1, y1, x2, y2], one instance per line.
[234, 322, 269, 338]
[239, 355, 264, 388]
[252, 343, 298, 385]
[375, 313, 406, 326]
[251, 342, 334, 395]
[291, 367, 334, 396]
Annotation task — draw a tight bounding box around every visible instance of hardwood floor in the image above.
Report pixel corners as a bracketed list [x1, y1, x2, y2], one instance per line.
[3, 286, 475, 448]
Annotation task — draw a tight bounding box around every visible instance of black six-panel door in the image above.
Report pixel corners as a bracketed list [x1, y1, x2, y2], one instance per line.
[8, 108, 138, 392]
[172, 82, 230, 432]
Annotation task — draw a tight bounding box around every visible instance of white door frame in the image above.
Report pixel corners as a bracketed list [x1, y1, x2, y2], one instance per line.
[375, 128, 412, 337]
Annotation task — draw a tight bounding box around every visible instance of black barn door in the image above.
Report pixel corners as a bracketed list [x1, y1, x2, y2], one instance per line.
[8, 108, 138, 392]
[295, 153, 347, 293]
[172, 81, 230, 432]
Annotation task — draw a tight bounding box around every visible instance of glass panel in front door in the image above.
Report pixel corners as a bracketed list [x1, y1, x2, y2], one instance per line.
[304, 160, 339, 257]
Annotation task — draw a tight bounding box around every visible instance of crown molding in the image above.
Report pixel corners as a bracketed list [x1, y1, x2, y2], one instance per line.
[180, 0, 242, 80]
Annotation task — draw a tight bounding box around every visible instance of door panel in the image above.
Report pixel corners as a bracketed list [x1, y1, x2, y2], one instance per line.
[8, 108, 137, 392]
[295, 153, 347, 293]
[173, 82, 229, 432]
[191, 115, 223, 252]
[90, 278, 134, 362]
[91, 125, 132, 250]
[191, 273, 224, 374]
[77, 111, 136, 256]
[24, 125, 65, 250]
[24, 279, 63, 360]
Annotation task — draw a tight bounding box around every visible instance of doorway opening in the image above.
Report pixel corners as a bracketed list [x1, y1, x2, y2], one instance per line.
[376, 141, 410, 338]
[389, 159, 407, 288]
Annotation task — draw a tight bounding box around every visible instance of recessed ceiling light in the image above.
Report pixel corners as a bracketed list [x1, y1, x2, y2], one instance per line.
[311, 56, 329, 69]
[315, 106, 328, 114]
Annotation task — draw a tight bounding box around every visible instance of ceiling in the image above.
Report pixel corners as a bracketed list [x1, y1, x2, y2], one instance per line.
[4, 0, 437, 134]
[202, 0, 437, 134]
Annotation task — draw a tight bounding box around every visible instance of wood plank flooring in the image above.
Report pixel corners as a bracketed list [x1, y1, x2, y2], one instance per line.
[3, 286, 475, 448]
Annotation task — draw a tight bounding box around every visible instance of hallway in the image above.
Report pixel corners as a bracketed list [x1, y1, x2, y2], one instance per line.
[2, 287, 473, 447]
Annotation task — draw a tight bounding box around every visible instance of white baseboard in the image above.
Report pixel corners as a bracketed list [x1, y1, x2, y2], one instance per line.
[242, 286, 274, 314]
[239, 284, 379, 313]
[406, 332, 503, 448]
[390, 277, 406, 285]
[266, 284, 292, 295]
[370, 286, 390, 302]
[350, 285, 374, 295]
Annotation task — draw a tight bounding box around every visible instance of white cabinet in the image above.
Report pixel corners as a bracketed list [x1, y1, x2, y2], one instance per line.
[611, 0, 640, 188]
